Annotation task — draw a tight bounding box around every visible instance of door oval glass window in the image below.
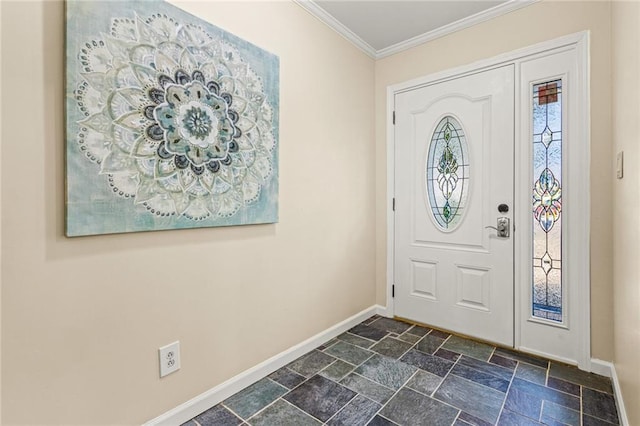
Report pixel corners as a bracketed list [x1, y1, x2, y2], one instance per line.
[426, 116, 470, 231]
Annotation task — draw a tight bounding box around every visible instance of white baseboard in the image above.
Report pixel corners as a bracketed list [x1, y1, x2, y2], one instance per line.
[589, 358, 612, 377]
[590, 359, 629, 426]
[375, 304, 392, 318]
[144, 305, 382, 426]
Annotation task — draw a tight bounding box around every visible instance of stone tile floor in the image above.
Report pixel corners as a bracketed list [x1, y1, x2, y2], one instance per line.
[183, 316, 619, 426]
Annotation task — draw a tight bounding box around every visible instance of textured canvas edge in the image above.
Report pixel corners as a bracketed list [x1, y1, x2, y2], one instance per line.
[143, 305, 381, 426]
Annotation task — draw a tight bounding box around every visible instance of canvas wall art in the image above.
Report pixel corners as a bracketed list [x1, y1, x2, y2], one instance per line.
[65, 0, 279, 236]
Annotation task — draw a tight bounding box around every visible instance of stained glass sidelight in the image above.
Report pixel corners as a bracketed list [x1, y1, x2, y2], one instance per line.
[532, 80, 563, 321]
[426, 116, 470, 231]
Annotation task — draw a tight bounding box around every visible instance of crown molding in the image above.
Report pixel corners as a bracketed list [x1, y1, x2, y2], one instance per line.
[293, 0, 378, 59]
[294, 0, 539, 60]
[376, 0, 539, 59]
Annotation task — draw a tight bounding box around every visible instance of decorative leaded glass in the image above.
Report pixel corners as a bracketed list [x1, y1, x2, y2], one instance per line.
[426, 116, 470, 231]
[532, 80, 563, 322]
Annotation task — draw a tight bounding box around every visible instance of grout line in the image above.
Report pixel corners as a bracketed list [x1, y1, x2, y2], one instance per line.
[580, 384, 583, 424]
[282, 397, 326, 424]
[220, 403, 246, 424]
[321, 390, 359, 425]
[365, 368, 421, 425]
[495, 360, 518, 424]
[344, 370, 398, 393]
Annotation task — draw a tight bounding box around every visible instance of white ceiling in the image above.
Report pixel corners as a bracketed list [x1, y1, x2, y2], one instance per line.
[296, 0, 536, 58]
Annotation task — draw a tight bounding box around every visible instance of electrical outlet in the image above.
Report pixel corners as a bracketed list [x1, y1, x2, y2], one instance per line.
[158, 341, 180, 378]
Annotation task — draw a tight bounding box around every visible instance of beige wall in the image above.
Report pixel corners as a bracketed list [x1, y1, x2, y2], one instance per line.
[375, 0, 614, 361]
[0, 1, 375, 424]
[612, 2, 640, 424]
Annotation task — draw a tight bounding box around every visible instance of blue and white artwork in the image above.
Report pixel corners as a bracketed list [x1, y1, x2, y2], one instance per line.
[66, 0, 279, 236]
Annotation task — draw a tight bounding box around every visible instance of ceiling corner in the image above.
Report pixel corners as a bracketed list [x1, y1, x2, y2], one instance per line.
[293, 0, 378, 59]
[294, 0, 540, 61]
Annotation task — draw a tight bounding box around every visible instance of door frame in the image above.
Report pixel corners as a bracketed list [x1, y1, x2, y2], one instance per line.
[386, 31, 591, 370]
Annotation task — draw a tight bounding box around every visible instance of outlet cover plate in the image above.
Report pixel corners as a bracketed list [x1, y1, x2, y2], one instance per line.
[159, 341, 181, 378]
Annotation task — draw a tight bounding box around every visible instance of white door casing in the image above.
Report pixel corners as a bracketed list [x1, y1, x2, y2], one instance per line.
[394, 65, 515, 346]
[387, 32, 590, 369]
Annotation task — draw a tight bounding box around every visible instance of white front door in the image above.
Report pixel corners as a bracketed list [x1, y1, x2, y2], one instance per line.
[394, 65, 515, 346]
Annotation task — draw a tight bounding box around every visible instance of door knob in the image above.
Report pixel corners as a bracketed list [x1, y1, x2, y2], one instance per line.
[485, 217, 510, 238]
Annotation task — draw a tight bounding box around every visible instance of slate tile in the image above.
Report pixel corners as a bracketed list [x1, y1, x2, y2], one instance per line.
[415, 334, 445, 355]
[443, 335, 495, 361]
[223, 378, 287, 419]
[504, 386, 542, 420]
[515, 362, 547, 385]
[349, 324, 388, 341]
[511, 378, 580, 411]
[369, 317, 412, 334]
[367, 415, 396, 426]
[457, 355, 514, 381]
[325, 340, 374, 365]
[180, 421, 197, 426]
[406, 325, 431, 336]
[494, 347, 549, 368]
[370, 337, 413, 359]
[538, 418, 566, 426]
[249, 400, 321, 426]
[194, 404, 243, 426]
[541, 400, 580, 426]
[497, 409, 543, 425]
[397, 333, 421, 344]
[320, 360, 355, 382]
[400, 349, 453, 377]
[405, 369, 442, 396]
[362, 315, 380, 325]
[450, 363, 510, 393]
[458, 411, 494, 426]
[337, 332, 375, 349]
[429, 329, 451, 339]
[327, 394, 380, 426]
[355, 354, 417, 390]
[283, 375, 356, 422]
[582, 414, 619, 426]
[288, 350, 336, 377]
[549, 363, 614, 394]
[340, 373, 395, 404]
[318, 338, 339, 351]
[582, 387, 619, 424]
[547, 376, 580, 396]
[490, 353, 518, 370]
[434, 374, 505, 424]
[381, 388, 459, 426]
[268, 367, 306, 389]
[435, 347, 461, 362]
[454, 420, 473, 426]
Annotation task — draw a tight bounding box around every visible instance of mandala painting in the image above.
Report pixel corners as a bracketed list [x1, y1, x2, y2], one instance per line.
[65, 0, 279, 236]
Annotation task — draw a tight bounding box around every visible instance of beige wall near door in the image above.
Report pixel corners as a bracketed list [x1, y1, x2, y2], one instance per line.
[375, 0, 614, 361]
[612, 2, 640, 425]
[0, 1, 375, 424]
